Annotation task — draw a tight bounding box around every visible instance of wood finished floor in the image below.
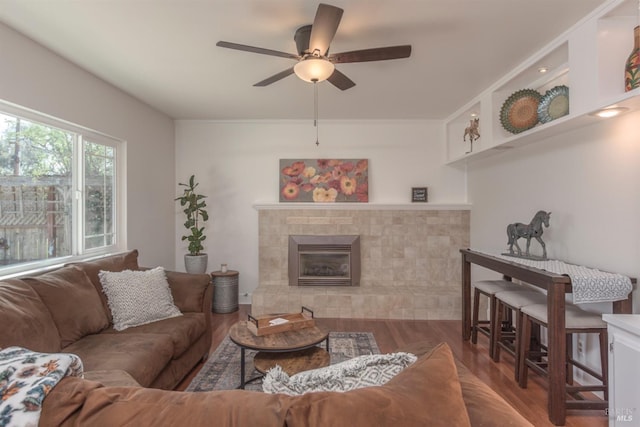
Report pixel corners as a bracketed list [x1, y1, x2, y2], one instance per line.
[176, 305, 607, 427]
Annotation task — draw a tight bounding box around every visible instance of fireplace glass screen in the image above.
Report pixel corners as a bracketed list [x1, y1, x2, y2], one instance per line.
[300, 253, 350, 278]
[288, 235, 360, 286]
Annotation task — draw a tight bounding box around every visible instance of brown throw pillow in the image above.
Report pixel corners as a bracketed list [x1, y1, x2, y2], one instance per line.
[25, 266, 110, 348]
[0, 279, 62, 352]
[285, 342, 472, 427]
[164, 270, 210, 313]
[67, 249, 139, 323]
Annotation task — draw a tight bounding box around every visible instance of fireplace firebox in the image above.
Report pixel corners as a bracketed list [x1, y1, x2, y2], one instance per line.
[288, 235, 360, 286]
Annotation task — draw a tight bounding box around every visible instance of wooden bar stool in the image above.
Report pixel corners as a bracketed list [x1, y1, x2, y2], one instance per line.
[518, 303, 608, 410]
[492, 289, 548, 380]
[471, 279, 518, 358]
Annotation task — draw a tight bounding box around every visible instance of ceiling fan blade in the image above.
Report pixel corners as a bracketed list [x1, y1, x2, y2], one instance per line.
[327, 69, 356, 91]
[217, 41, 299, 60]
[309, 4, 344, 55]
[329, 45, 412, 63]
[253, 67, 295, 87]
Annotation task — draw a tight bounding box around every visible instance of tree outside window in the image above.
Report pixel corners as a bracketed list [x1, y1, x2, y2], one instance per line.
[0, 110, 119, 269]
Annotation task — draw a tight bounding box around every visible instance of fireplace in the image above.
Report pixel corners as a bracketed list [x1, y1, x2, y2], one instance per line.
[288, 235, 360, 286]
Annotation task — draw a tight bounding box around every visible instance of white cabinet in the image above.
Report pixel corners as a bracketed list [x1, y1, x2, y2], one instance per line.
[445, 0, 640, 165]
[602, 314, 640, 427]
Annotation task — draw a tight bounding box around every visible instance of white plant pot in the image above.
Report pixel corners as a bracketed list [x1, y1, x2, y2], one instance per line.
[184, 254, 208, 274]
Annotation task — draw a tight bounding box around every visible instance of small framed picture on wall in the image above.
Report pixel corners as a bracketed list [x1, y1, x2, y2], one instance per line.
[411, 187, 428, 202]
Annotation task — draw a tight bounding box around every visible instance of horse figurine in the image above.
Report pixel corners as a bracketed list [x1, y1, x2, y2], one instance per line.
[463, 117, 480, 153]
[506, 210, 551, 259]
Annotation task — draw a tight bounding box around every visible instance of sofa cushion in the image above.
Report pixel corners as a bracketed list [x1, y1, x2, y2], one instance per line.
[100, 313, 205, 359]
[62, 333, 174, 387]
[263, 352, 417, 395]
[285, 342, 471, 427]
[397, 340, 534, 427]
[24, 266, 110, 348]
[0, 279, 61, 352]
[68, 249, 140, 323]
[99, 267, 182, 331]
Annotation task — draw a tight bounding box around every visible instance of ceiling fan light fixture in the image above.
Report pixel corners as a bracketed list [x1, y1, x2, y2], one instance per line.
[294, 57, 335, 83]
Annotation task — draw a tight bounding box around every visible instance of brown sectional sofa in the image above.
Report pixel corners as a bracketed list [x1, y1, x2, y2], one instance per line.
[0, 249, 212, 390]
[39, 342, 533, 427]
[1, 250, 533, 426]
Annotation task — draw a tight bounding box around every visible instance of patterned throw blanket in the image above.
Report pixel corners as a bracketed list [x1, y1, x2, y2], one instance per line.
[495, 254, 633, 304]
[0, 347, 83, 427]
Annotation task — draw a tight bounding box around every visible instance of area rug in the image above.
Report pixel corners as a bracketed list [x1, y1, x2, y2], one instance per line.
[186, 332, 380, 392]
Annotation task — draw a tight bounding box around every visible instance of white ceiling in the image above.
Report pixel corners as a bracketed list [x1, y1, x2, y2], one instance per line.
[0, 0, 606, 120]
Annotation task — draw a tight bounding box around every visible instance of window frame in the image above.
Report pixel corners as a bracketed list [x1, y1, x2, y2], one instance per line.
[0, 100, 126, 278]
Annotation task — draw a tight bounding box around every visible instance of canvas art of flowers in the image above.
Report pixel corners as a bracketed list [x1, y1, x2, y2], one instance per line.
[279, 159, 369, 203]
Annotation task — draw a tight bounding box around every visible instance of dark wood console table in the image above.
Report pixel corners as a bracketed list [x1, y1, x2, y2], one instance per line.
[460, 249, 634, 426]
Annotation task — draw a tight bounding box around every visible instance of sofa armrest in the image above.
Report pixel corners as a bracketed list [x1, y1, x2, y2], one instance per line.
[165, 270, 212, 360]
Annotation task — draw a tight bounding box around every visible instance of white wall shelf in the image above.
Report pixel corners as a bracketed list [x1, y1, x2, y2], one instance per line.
[445, 0, 640, 166]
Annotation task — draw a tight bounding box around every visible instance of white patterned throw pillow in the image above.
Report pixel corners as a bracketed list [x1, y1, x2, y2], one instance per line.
[98, 267, 182, 331]
[262, 352, 417, 395]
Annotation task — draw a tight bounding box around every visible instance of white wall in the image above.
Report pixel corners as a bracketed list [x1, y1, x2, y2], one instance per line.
[467, 110, 640, 313]
[175, 119, 467, 302]
[0, 23, 176, 268]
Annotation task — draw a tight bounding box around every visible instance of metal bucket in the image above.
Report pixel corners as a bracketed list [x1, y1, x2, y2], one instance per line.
[213, 273, 239, 313]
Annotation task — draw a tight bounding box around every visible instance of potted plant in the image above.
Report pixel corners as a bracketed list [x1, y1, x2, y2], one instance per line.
[175, 175, 209, 273]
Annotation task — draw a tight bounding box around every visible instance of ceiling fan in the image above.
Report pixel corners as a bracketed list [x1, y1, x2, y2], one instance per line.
[216, 3, 412, 90]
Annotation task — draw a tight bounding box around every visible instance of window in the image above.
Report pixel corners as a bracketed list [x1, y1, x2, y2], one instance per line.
[0, 102, 124, 276]
[84, 141, 115, 250]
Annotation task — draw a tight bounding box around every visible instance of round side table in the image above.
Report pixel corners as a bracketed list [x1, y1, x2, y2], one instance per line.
[211, 270, 239, 313]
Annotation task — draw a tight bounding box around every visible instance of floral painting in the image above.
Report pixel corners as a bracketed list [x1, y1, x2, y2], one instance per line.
[279, 159, 369, 203]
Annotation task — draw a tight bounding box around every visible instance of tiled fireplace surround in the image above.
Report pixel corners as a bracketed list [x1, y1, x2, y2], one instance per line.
[252, 205, 470, 320]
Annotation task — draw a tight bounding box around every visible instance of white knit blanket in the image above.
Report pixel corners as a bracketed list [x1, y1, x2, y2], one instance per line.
[496, 254, 632, 304]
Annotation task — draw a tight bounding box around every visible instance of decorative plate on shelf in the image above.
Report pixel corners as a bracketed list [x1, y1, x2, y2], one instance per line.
[499, 89, 542, 134]
[537, 85, 569, 124]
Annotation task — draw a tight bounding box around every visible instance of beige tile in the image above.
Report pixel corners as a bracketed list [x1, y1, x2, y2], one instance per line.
[339, 306, 353, 318]
[414, 308, 429, 320]
[308, 216, 331, 225]
[324, 307, 340, 318]
[298, 293, 315, 307]
[287, 293, 302, 308]
[331, 217, 353, 225]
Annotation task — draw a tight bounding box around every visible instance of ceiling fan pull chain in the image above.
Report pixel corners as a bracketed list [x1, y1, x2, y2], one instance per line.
[314, 81, 320, 146]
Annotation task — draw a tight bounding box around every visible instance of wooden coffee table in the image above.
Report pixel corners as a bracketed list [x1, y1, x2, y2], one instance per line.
[228, 320, 330, 389]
